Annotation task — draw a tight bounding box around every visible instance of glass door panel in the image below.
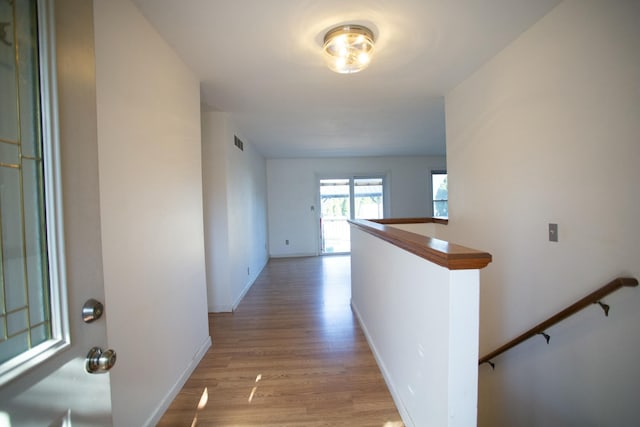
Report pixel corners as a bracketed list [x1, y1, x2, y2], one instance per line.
[0, 0, 52, 374]
[319, 176, 385, 254]
[320, 179, 351, 254]
[354, 177, 384, 219]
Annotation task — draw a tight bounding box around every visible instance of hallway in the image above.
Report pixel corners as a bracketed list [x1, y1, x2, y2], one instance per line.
[158, 256, 404, 426]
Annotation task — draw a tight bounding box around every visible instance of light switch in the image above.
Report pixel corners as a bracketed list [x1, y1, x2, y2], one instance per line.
[549, 223, 558, 242]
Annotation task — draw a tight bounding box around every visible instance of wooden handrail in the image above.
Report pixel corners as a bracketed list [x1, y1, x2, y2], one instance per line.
[349, 218, 491, 270]
[372, 217, 449, 225]
[479, 277, 639, 367]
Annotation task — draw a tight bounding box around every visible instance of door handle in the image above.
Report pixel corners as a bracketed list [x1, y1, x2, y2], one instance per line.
[86, 347, 117, 374]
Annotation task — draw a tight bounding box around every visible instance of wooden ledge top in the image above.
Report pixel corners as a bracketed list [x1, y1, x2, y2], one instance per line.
[373, 217, 449, 225]
[349, 218, 492, 270]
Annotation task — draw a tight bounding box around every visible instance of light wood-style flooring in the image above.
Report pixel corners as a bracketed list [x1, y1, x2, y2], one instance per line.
[157, 255, 404, 426]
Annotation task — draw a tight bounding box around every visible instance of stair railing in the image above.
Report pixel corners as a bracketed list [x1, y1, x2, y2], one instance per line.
[479, 277, 638, 369]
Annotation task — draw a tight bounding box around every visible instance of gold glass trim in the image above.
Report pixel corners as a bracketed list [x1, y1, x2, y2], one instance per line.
[0, 318, 49, 341]
[0, 162, 20, 169]
[0, 138, 20, 146]
[1, 305, 29, 317]
[4, 328, 28, 341]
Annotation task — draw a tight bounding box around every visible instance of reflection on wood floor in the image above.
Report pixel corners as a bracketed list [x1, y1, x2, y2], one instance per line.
[157, 255, 404, 427]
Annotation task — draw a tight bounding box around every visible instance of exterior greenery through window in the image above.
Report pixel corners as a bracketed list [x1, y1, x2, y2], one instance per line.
[432, 171, 448, 218]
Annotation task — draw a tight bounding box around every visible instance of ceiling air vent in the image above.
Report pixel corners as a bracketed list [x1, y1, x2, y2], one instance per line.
[234, 135, 244, 151]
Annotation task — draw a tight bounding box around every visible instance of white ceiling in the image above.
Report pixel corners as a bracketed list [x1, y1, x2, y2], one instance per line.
[130, 0, 560, 158]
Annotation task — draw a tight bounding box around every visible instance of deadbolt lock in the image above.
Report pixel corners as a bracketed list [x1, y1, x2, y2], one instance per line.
[82, 298, 104, 323]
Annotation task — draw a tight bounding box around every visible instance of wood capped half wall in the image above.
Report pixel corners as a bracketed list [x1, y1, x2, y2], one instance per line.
[348, 218, 492, 270]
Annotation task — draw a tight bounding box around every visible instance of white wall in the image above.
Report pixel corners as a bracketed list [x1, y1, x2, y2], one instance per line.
[201, 112, 231, 312]
[351, 227, 480, 427]
[201, 111, 269, 312]
[444, 1, 640, 425]
[93, 1, 210, 425]
[267, 156, 446, 257]
[388, 222, 445, 238]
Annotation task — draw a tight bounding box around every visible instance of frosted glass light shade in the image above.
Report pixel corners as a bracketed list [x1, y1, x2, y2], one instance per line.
[323, 25, 375, 74]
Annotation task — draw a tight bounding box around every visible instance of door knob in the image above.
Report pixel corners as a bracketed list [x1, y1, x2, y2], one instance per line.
[86, 347, 117, 374]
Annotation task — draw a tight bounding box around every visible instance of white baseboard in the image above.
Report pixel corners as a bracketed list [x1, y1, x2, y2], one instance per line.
[233, 281, 252, 311]
[209, 304, 233, 313]
[232, 259, 268, 311]
[351, 301, 414, 427]
[269, 252, 318, 258]
[144, 335, 212, 427]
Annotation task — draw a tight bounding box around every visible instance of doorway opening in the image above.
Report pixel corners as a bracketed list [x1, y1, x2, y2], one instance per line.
[319, 177, 384, 254]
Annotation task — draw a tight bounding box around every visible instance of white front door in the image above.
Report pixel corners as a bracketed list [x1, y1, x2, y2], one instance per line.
[0, 0, 113, 425]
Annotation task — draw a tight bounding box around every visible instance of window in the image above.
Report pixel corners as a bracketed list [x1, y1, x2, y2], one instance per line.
[432, 171, 448, 218]
[0, 0, 68, 385]
[353, 177, 383, 219]
[319, 176, 385, 254]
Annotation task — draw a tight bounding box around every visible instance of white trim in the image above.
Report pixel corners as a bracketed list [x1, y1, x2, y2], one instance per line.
[209, 304, 234, 313]
[351, 301, 414, 427]
[39, 0, 70, 356]
[232, 259, 267, 311]
[269, 252, 318, 259]
[0, 338, 68, 386]
[429, 169, 448, 219]
[143, 335, 212, 427]
[232, 280, 253, 311]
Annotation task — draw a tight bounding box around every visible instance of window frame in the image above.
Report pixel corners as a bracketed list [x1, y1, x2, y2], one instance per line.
[431, 170, 448, 219]
[352, 176, 386, 220]
[0, 0, 70, 386]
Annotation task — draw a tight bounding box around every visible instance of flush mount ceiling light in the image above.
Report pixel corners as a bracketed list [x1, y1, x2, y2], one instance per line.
[323, 24, 375, 74]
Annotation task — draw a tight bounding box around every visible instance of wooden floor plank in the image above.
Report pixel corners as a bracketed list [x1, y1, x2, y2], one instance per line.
[157, 256, 404, 426]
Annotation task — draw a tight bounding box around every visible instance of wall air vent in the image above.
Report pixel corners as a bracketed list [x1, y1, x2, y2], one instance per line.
[234, 135, 244, 151]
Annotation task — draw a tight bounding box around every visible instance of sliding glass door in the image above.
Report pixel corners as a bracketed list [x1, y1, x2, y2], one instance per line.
[320, 179, 351, 254]
[353, 177, 384, 219]
[319, 177, 384, 254]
